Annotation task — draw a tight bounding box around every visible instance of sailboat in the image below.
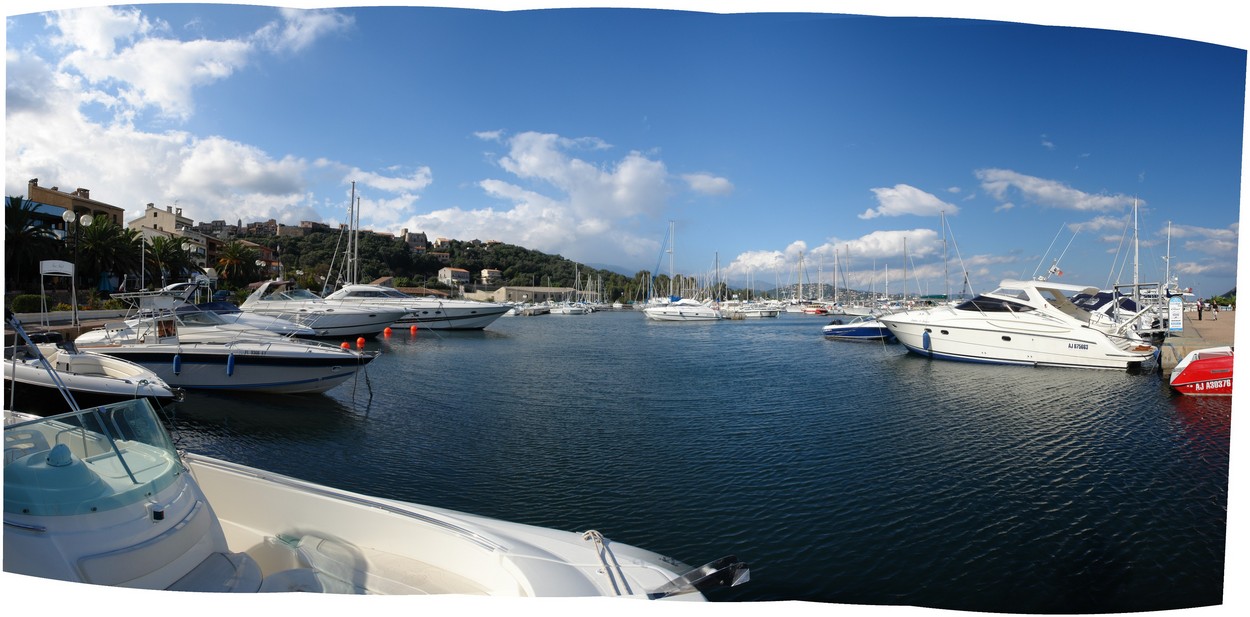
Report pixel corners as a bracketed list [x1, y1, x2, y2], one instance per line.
[643, 222, 723, 321]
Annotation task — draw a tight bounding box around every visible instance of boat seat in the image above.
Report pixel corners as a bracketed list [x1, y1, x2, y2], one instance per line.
[258, 568, 326, 593]
[4, 429, 50, 464]
[167, 551, 263, 592]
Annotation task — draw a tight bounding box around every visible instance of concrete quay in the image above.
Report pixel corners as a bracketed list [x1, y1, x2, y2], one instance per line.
[1155, 309, 1237, 375]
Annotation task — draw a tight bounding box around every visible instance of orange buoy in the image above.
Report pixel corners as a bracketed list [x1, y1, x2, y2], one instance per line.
[410, 325, 418, 334]
[340, 342, 350, 349]
[356, 337, 366, 348]
[384, 327, 392, 336]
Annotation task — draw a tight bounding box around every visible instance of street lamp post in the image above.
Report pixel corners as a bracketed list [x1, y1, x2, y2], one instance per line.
[61, 210, 93, 326]
[256, 259, 266, 280]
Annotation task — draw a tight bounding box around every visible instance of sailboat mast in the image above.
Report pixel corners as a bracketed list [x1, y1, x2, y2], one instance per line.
[1165, 220, 1172, 292]
[942, 211, 950, 302]
[669, 221, 675, 297]
[1133, 198, 1140, 304]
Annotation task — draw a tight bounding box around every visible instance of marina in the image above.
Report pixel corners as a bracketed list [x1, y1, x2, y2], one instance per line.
[5, 307, 1233, 611]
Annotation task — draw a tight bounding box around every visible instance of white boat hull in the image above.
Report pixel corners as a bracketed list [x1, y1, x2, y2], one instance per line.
[322, 285, 510, 330]
[880, 308, 1156, 370]
[78, 342, 376, 394]
[4, 345, 180, 408]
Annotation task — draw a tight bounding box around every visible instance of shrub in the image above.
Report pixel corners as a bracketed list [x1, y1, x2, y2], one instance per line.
[7, 294, 47, 312]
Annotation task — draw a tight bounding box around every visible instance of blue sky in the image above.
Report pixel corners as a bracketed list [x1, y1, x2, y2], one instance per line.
[4, 1, 1245, 299]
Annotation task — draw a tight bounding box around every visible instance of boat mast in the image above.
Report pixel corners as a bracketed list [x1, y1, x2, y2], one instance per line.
[1165, 220, 1172, 293]
[1133, 197, 1140, 305]
[668, 220, 675, 298]
[942, 211, 949, 301]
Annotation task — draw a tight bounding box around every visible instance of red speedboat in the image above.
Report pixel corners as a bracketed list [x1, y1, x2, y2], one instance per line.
[1169, 346, 1233, 396]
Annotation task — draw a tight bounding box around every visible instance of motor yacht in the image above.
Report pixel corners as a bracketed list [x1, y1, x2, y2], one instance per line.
[240, 280, 409, 339]
[322, 283, 511, 330]
[642, 297, 723, 322]
[877, 279, 1158, 370]
[72, 312, 377, 395]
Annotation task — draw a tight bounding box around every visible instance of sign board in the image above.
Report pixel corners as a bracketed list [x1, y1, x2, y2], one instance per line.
[1168, 296, 1184, 333]
[39, 260, 74, 276]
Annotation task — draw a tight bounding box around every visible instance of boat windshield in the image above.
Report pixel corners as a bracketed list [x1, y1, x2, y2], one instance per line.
[268, 288, 323, 301]
[344, 288, 410, 299]
[4, 399, 182, 516]
[955, 294, 1035, 312]
[174, 308, 230, 326]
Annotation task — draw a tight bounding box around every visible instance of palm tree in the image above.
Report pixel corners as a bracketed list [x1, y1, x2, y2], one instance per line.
[5, 195, 62, 292]
[78, 217, 142, 291]
[146, 236, 201, 287]
[215, 240, 259, 286]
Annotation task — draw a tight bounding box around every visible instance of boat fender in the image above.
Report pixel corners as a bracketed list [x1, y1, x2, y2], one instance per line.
[227, 353, 235, 377]
[922, 330, 931, 352]
[173, 354, 182, 376]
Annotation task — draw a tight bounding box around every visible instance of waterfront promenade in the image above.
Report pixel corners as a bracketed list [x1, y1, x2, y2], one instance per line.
[1157, 309, 1238, 373]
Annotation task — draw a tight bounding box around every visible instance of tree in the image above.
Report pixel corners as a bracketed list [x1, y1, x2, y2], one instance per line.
[78, 217, 142, 291]
[146, 235, 200, 287]
[215, 240, 259, 287]
[5, 195, 61, 292]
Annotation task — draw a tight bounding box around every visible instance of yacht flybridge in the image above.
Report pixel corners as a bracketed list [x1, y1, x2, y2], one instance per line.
[3, 399, 749, 598]
[877, 279, 1158, 370]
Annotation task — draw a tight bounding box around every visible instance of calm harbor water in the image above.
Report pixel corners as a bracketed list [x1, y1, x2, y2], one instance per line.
[153, 310, 1226, 611]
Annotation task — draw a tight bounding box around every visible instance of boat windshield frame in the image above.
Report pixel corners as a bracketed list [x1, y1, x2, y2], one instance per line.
[5, 399, 183, 516]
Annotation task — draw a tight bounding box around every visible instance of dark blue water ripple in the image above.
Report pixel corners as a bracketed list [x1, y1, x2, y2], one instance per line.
[151, 310, 1228, 612]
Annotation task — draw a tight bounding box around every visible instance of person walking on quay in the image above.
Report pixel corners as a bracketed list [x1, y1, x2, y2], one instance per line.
[1197, 298, 1204, 320]
[1212, 303, 1218, 320]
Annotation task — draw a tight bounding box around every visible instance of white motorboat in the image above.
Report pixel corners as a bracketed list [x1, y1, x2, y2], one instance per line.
[643, 297, 723, 322]
[721, 301, 780, 319]
[3, 399, 749, 598]
[323, 283, 511, 330]
[877, 279, 1158, 370]
[4, 337, 181, 411]
[549, 302, 592, 315]
[72, 313, 378, 395]
[240, 280, 409, 339]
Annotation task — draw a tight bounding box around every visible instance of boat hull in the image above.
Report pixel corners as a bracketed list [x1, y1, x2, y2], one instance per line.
[1169, 347, 1233, 395]
[81, 345, 376, 394]
[643, 308, 722, 321]
[4, 347, 180, 411]
[821, 326, 895, 341]
[394, 304, 511, 328]
[879, 309, 1156, 370]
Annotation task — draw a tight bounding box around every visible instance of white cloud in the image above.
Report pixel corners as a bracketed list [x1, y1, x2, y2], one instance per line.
[51, 7, 251, 121]
[348, 166, 434, 194]
[254, 8, 354, 54]
[976, 168, 1137, 211]
[859, 184, 958, 219]
[682, 172, 734, 196]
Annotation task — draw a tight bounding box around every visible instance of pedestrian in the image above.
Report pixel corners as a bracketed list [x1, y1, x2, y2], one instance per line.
[1198, 298, 1204, 320]
[1213, 303, 1218, 320]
